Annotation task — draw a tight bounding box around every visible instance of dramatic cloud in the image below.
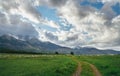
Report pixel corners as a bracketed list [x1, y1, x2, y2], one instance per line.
[0, 0, 120, 50]
[0, 12, 38, 38]
[0, 0, 41, 23]
[101, 0, 120, 3]
[0, 0, 59, 38]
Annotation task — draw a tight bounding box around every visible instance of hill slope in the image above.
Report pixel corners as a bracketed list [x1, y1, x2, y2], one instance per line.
[0, 34, 120, 54]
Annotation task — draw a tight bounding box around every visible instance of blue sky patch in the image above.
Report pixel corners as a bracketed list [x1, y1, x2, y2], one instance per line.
[90, 2, 104, 9]
[36, 6, 60, 22]
[112, 2, 120, 15]
[80, 0, 104, 9]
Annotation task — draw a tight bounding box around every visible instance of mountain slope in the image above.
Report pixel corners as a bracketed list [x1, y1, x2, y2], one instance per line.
[0, 35, 40, 53]
[0, 35, 120, 54]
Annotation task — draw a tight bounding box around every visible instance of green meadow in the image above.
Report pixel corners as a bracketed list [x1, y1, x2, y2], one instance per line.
[77, 55, 120, 76]
[0, 54, 120, 76]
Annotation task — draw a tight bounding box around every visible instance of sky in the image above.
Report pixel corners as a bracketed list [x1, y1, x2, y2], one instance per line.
[0, 0, 120, 50]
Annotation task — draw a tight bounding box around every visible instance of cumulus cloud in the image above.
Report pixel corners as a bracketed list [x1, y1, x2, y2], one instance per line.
[33, 0, 68, 8]
[0, 0, 60, 38]
[0, 0, 40, 38]
[0, 0, 120, 50]
[100, 0, 120, 3]
[40, 18, 60, 29]
[0, 0, 41, 23]
[41, 0, 120, 50]
[0, 12, 38, 38]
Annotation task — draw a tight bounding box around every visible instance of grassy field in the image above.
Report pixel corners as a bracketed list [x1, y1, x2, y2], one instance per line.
[0, 54, 120, 76]
[77, 55, 120, 76]
[0, 54, 77, 76]
[80, 62, 94, 76]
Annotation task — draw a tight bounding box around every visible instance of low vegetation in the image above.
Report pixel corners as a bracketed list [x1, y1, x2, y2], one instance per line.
[80, 62, 94, 76]
[77, 55, 120, 76]
[0, 54, 77, 76]
[0, 53, 120, 76]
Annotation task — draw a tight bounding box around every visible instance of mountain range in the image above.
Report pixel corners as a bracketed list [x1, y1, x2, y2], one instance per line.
[0, 34, 120, 55]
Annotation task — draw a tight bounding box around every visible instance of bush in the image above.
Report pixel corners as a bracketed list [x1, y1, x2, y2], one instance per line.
[70, 52, 74, 55]
[55, 52, 59, 55]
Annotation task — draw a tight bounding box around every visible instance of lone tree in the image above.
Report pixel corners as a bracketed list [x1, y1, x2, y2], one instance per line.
[55, 51, 59, 55]
[70, 52, 74, 55]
